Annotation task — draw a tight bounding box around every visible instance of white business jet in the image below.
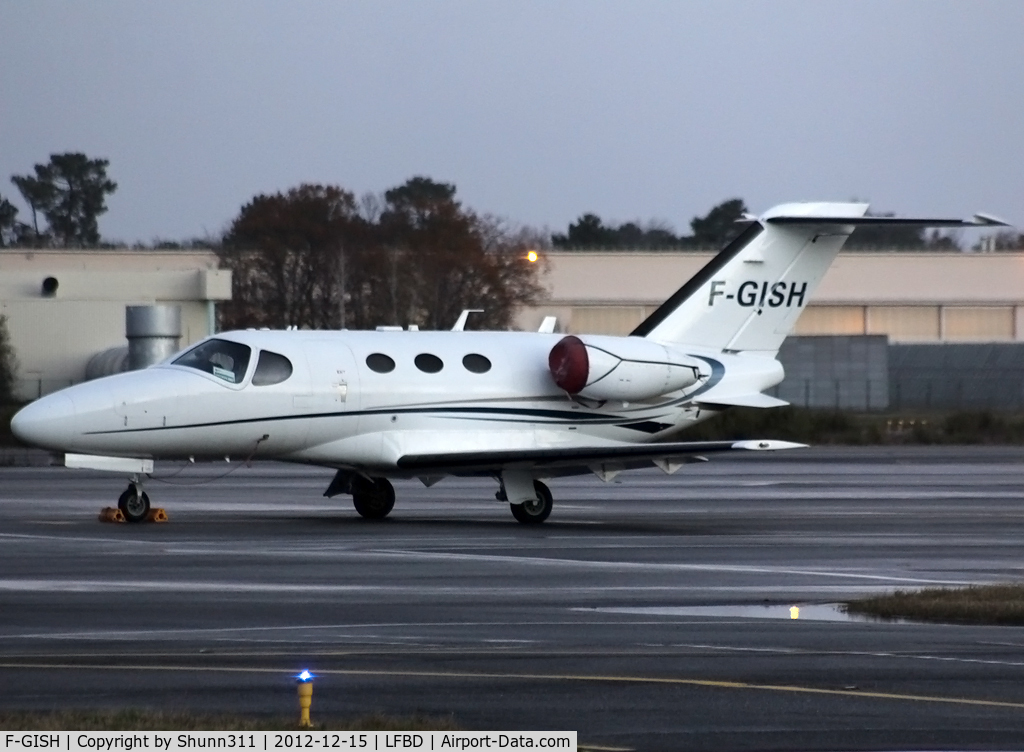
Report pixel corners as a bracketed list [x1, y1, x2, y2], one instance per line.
[11, 203, 1007, 523]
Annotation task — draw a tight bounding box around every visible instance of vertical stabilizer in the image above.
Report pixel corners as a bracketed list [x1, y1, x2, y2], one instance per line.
[631, 202, 870, 353]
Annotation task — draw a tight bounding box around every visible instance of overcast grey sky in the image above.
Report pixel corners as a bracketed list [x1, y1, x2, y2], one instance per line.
[1, 1, 1021, 244]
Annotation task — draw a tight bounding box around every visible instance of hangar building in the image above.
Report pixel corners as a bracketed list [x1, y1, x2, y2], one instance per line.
[4, 247, 1024, 410]
[0, 249, 231, 400]
[519, 250, 1024, 342]
[518, 250, 1024, 411]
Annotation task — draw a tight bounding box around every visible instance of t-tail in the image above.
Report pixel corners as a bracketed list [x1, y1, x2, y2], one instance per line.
[631, 202, 1010, 355]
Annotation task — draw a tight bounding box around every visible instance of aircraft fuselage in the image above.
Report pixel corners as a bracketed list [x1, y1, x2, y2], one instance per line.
[14, 329, 779, 473]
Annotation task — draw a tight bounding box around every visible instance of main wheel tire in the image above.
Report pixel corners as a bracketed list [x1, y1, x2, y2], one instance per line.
[118, 486, 151, 523]
[510, 480, 552, 524]
[352, 477, 396, 520]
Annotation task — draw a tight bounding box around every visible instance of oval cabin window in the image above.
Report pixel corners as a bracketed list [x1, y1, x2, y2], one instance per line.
[366, 353, 396, 373]
[252, 350, 293, 386]
[462, 354, 492, 373]
[414, 353, 444, 373]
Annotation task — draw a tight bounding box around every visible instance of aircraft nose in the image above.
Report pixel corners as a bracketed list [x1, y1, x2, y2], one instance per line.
[10, 393, 77, 450]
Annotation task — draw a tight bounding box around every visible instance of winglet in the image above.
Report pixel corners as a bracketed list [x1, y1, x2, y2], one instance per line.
[972, 213, 1013, 227]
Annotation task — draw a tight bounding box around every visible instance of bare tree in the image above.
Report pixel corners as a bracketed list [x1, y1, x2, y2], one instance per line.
[218, 184, 359, 330]
[219, 178, 546, 331]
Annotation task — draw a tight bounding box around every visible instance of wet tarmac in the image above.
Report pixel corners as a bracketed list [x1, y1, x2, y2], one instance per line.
[2, 446, 1024, 750]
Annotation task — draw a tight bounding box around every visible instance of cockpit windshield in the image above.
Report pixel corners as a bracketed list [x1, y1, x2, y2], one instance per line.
[173, 338, 252, 384]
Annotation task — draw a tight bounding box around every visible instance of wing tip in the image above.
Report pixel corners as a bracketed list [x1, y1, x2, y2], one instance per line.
[730, 440, 809, 451]
[972, 212, 1013, 228]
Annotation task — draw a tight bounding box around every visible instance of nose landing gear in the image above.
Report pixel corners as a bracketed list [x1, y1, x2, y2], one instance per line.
[117, 481, 151, 523]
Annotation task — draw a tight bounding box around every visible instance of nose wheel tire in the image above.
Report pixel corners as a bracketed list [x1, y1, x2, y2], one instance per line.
[352, 477, 396, 520]
[510, 480, 553, 524]
[118, 485, 151, 523]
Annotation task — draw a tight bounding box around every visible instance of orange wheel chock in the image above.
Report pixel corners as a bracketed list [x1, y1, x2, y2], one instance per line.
[99, 507, 167, 523]
[98, 507, 126, 523]
[146, 508, 169, 523]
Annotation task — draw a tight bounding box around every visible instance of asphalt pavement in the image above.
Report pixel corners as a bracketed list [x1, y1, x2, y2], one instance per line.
[2, 446, 1024, 750]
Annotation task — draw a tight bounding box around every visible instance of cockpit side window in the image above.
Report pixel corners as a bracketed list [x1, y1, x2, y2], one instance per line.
[252, 350, 293, 386]
[173, 338, 252, 384]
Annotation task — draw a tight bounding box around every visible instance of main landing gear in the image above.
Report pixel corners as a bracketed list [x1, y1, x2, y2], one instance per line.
[324, 470, 554, 524]
[509, 480, 553, 524]
[324, 470, 396, 520]
[351, 476, 396, 520]
[117, 481, 151, 523]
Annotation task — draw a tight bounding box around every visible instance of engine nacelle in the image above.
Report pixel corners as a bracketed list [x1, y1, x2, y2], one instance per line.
[548, 334, 703, 401]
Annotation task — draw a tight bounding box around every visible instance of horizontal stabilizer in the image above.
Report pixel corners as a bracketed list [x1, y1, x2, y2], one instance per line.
[765, 214, 1011, 228]
[759, 202, 1012, 228]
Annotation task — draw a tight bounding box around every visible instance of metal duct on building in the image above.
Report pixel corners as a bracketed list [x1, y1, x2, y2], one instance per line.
[126, 305, 182, 371]
[85, 346, 129, 380]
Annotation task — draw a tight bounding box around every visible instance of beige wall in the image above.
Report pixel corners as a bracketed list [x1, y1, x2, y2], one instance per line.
[519, 251, 1024, 343]
[5, 247, 1022, 398]
[866, 306, 940, 340]
[1, 249, 231, 399]
[569, 306, 650, 336]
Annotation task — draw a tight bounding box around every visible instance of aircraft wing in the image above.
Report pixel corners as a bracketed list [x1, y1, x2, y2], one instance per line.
[396, 439, 806, 477]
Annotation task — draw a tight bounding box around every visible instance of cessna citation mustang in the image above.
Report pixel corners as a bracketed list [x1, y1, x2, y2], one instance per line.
[11, 202, 1009, 524]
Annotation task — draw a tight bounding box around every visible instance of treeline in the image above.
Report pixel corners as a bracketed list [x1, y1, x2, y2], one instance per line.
[217, 178, 546, 332]
[552, 198, 751, 250]
[0, 155, 545, 332]
[551, 198, 1018, 251]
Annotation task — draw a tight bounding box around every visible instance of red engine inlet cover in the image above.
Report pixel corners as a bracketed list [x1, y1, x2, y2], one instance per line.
[548, 335, 589, 394]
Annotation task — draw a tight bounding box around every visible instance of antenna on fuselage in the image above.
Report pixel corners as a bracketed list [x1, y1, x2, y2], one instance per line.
[452, 309, 484, 331]
[537, 316, 557, 333]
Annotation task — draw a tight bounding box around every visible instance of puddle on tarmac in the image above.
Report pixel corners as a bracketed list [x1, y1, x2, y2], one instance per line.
[590, 604, 883, 622]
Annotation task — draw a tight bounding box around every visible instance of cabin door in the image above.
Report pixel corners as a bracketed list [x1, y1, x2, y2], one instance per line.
[299, 340, 361, 442]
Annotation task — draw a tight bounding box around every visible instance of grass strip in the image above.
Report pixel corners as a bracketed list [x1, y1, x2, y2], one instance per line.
[844, 584, 1024, 625]
[0, 710, 461, 731]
